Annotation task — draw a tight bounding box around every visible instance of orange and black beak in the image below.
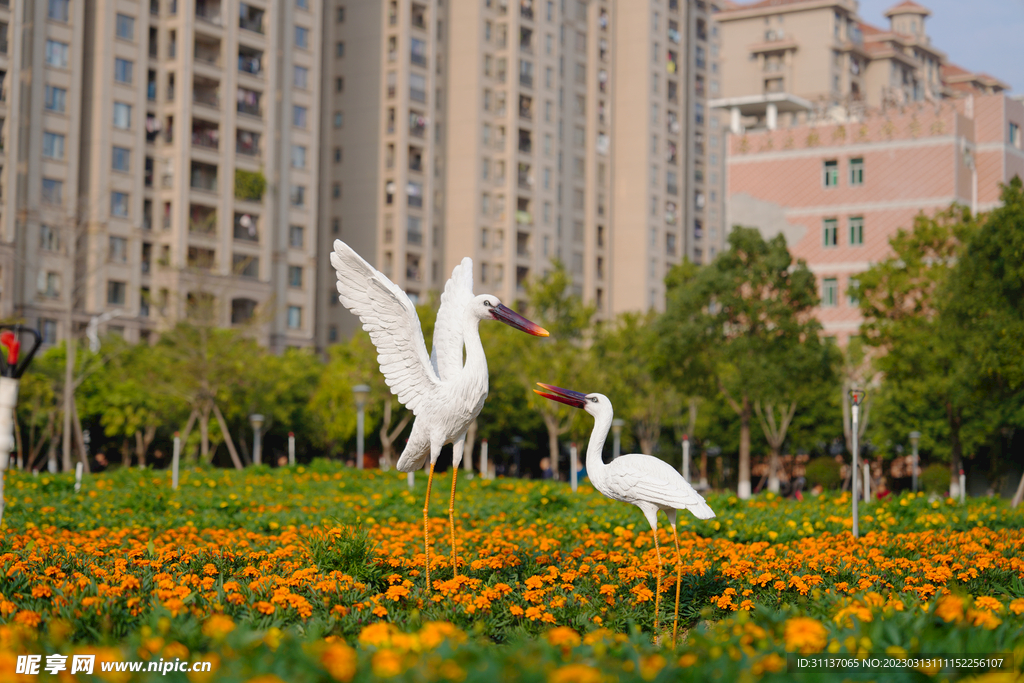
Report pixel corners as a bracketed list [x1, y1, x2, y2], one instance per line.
[492, 304, 549, 337]
[534, 382, 588, 409]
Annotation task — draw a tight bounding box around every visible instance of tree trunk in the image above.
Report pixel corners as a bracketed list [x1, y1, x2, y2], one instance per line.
[1011, 469, 1024, 508]
[180, 410, 199, 463]
[212, 402, 245, 469]
[379, 398, 413, 471]
[199, 406, 210, 463]
[464, 419, 477, 473]
[135, 431, 146, 468]
[755, 400, 797, 495]
[542, 411, 564, 480]
[738, 396, 751, 499]
[71, 397, 90, 474]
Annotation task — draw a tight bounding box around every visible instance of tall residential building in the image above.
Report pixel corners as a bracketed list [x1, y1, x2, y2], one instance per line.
[1, 0, 322, 350]
[319, 0, 725, 343]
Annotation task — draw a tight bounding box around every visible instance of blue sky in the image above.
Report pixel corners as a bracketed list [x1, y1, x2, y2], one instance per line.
[855, 0, 1024, 95]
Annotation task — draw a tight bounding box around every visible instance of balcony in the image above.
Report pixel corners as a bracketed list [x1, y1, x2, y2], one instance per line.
[188, 246, 216, 271]
[238, 46, 262, 76]
[189, 204, 217, 233]
[409, 111, 427, 138]
[237, 87, 262, 117]
[408, 146, 423, 173]
[239, 3, 264, 33]
[232, 253, 259, 279]
[411, 3, 426, 29]
[517, 129, 531, 154]
[192, 77, 220, 108]
[194, 38, 221, 66]
[189, 162, 218, 192]
[191, 120, 219, 149]
[519, 0, 533, 20]
[519, 95, 533, 120]
[233, 212, 259, 241]
[236, 129, 260, 156]
[195, 0, 222, 25]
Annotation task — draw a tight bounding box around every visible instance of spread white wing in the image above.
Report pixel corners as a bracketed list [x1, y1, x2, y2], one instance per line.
[331, 240, 440, 415]
[430, 257, 475, 381]
[608, 454, 716, 519]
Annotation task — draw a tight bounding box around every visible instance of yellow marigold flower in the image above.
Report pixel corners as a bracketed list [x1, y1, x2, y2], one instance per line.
[678, 653, 698, 667]
[974, 596, 1003, 612]
[201, 614, 236, 641]
[419, 622, 466, 649]
[264, 628, 282, 651]
[783, 617, 828, 654]
[1010, 598, 1024, 616]
[546, 626, 581, 648]
[549, 663, 604, 683]
[321, 642, 358, 682]
[934, 595, 964, 623]
[359, 622, 396, 648]
[371, 649, 404, 678]
[639, 654, 666, 681]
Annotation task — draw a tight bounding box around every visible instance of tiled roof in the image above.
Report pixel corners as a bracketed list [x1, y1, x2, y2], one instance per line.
[884, 0, 931, 17]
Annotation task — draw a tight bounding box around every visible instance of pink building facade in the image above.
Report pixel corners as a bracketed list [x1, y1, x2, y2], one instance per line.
[725, 94, 1024, 341]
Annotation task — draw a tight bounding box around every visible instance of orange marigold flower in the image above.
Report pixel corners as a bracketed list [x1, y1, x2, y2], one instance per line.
[254, 601, 276, 615]
[934, 595, 963, 623]
[201, 614, 236, 640]
[510, 605, 525, 616]
[384, 585, 409, 602]
[371, 650, 404, 678]
[966, 609, 1001, 630]
[973, 596, 1003, 612]
[546, 626, 581, 648]
[1009, 598, 1024, 616]
[525, 606, 544, 621]
[598, 584, 617, 596]
[321, 642, 358, 682]
[372, 605, 388, 618]
[419, 622, 466, 649]
[358, 622, 396, 648]
[549, 663, 604, 683]
[783, 617, 828, 654]
[13, 610, 41, 629]
[202, 564, 218, 576]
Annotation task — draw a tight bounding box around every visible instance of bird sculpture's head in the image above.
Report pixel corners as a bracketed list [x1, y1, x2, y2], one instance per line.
[473, 295, 549, 336]
[534, 383, 612, 418]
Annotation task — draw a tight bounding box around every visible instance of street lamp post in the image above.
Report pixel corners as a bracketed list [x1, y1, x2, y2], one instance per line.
[909, 431, 921, 493]
[353, 384, 370, 469]
[611, 419, 624, 459]
[249, 414, 264, 466]
[849, 389, 866, 539]
[681, 434, 691, 482]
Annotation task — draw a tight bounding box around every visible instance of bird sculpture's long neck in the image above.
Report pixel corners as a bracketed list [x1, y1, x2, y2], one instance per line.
[585, 407, 613, 489]
[459, 314, 488, 381]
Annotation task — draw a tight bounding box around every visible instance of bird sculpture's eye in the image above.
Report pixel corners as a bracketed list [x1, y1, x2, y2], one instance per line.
[484, 300, 492, 307]
[590, 397, 598, 403]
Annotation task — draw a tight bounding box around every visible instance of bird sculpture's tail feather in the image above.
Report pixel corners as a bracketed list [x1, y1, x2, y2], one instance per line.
[688, 500, 716, 520]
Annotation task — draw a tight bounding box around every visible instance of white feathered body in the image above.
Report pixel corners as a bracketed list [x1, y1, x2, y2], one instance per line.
[330, 241, 490, 474]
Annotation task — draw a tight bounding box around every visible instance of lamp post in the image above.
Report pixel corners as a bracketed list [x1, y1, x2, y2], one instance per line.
[681, 434, 691, 482]
[249, 414, 264, 466]
[849, 389, 866, 539]
[611, 419, 624, 459]
[353, 384, 370, 469]
[909, 431, 921, 493]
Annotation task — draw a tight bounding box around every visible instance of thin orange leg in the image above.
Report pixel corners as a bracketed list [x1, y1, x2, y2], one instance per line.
[423, 462, 435, 591]
[448, 467, 459, 578]
[671, 524, 683, 649]
[652, 528, 663, 646]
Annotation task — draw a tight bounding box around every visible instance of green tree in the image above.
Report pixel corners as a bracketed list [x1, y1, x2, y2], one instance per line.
[858, 204, 981, 496]
[659, 227, 822, 498]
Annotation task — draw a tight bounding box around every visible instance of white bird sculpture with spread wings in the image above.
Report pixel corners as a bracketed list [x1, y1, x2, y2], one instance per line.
[534, 384, 715, 646]
[331, 240, 549, 587]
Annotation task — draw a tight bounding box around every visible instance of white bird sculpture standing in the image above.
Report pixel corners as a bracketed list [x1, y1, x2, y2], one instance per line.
[534, 383, 715, 646]
[330, 241, 549, 588]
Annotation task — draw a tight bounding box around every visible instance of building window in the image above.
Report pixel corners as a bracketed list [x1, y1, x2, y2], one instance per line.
[45, 40, 70, 68]
[43, 132, 65, 159]
[293, 105, 308, 128]
[39, 272, 62, 298]
[291, 185, 306, 207]
[849, 158, 864, 186]
[849, 216, 864, 246]
[824, 160, 839, 187]
[41, 319, 58, 345]
[695, 102, 704, 125]
[822, 278, 838, 307]
[297, 0, 308, 9]
[334, 147, 342, 163]
[45, 86, 67, 112]
[287, 306, 302, 329]
[334, 111, 344, 128]
[233, 254, 259, 278]
[294, 65, 309, 89]
[109, 236, 128, 262]
[107, 280, 127, 306]
[111, 192, 130, 218]
[42, 178, 64, 205]
[336, 41, 346, 57]
[823, 218, 838, 247]
[1011, 123, 1021, 149]
[114, 58, 134, 84]
[847, 277, 860, 306]
[40, 225, 60, 252]
[291, 144, 307, 168]
[332, 183, 341, 198]
[289, 225, 304, 248]
[295, 26, 310, 49]
[336, 77, 344, 93]
[115, 13, 135, 40]
[337, 6, 346, 22]
[48, 0, 70, 22]
[288, 265, 303, 288]
[113, 146, 131, 172]
[113, 102, 132, 129]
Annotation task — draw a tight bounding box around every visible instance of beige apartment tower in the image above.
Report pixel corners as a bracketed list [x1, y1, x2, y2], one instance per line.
[319, 0, 726, 342]
[1, 0, 322, 350]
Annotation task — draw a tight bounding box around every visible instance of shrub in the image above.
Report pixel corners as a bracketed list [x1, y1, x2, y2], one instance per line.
[235, 169, 266, 201]
[805, 456, 842, 490]
[920, 463, 949, 494]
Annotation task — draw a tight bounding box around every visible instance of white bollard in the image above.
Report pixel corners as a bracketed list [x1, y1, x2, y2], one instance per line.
[480, 440, 489, 480]
[75, 462, 83, 493]
[407, 471, 415, 491]
[863, 462, 870, 503]
[681, 436, 691, 482]
[570, 443, 578, 492]
[288, 432, 296, 466]
[172, 432, 181, 490]
[959, 469, 966, 504]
